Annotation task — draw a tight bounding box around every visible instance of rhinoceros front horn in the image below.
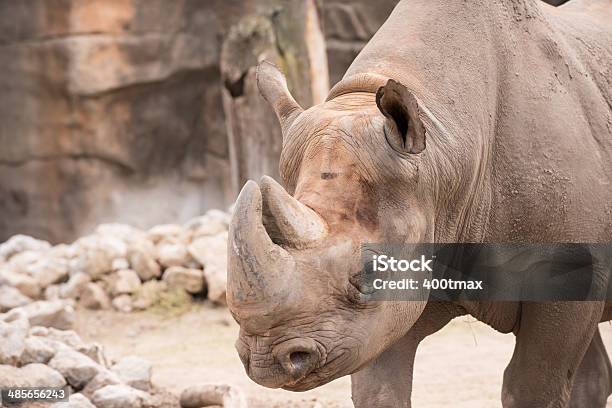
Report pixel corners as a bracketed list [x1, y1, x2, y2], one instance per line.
[227, 178, 328, 321]
[227, 180, 296, 320]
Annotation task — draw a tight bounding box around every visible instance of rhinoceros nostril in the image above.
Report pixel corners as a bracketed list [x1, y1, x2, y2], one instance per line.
[284, 349, 315, 378]
[289, 351, 311, 371]
[273, 339, 319, 381]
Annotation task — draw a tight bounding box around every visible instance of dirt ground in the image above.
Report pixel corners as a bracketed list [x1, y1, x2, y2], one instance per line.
[75, 303, 612, 408]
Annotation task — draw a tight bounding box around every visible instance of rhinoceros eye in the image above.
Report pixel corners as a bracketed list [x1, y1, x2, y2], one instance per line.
[348, 261, 376, 300]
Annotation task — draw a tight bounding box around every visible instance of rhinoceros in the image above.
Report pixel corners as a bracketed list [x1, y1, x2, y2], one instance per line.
[226, 0, 612, 407]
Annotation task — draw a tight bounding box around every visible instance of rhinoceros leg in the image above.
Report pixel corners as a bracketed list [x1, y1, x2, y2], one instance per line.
[351, 303, 458, 408]
[502, 302, 604, 408]
[351, 332, 418, 408]
[568, 327, 612, 408]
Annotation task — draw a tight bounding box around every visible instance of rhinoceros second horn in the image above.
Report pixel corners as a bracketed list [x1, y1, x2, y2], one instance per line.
[260, 176, 327, 248]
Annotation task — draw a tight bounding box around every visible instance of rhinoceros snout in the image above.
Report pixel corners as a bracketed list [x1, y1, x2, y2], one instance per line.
[238, 337, 321, 389]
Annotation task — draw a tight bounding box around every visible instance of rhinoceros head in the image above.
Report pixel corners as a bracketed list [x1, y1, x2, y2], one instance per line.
[227, 61, 432, 391]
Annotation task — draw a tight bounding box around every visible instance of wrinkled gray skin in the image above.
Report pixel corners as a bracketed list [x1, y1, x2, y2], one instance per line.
[227, 0, 612, 407]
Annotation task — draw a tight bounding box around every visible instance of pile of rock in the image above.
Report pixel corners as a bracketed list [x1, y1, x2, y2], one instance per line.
[0, 308, 176, 408]
[0, 210, 230, 314]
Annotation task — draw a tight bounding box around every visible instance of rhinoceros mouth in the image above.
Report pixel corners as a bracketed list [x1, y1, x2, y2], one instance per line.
[279, 366, 345, 391]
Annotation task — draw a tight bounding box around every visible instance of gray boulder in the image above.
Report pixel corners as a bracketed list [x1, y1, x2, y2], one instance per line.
[0, 363, 66, 388]
[111, 356, 153, 391]
[0, 235, 51, 262]
[25, 256, 70, 288]
[0, 269, 41, 298]
[180, 384, 247, 408]
[19, 336, 56, 364]
[44, 284, 62, 300]
[157, 242, 191, 268]
[60, 273, 91, 299]
[0, 285, 32, 312]
[50, 393, 96, 408]
[127, 239, 161, 281]
[48, 348, 102, 389]
[39, 327, 84, 349]
[82, 370, 122, 399]
[71, 235, 126, 279]
[188, 232, 228, 303]
[112, 294, 133, 313]
[20, 300, 75, 329]
[112, 269, 141, 295]
[147, 224, 186, 244]
[36, 328, 109, 366]
[80, 282, 111, 310]
[91, 384, 151, 408]
[184, 212, 228, 239]
[0, 310, 29, 364]
[162, 266, 204, 294]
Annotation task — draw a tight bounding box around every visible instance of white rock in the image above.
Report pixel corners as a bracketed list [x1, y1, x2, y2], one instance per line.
[127, 239, 160, 281]
[0, 310, 29, 364]
[0, 363, 66, 388]
[45, 284, 62, 300]
[72, 235, 126, 279]
[0, 269, 42, 298]
[20, 300, 75, 329]
[71, 250, 112, 279]
[112, 269, 141, 295]
[20, 336, 56, 364]
[95, 224, 146, 242]
[29, 325, 49, 336]
[147, 224, 186, 244]
[26, 256, 70, 288]
[0, 235, 51, 261]
[82, 370, 121, 399]
[42, 327, 84, 348]
[0, 285, 32, 311]
[49, 243, 78, 260]
[179, 383, 247, 408]
[30, 327, 107, 365]
[111, 258, 130, 271]
[80, 283, 111, 310]
[184, 212, 228, 240]
[131, 281, 167, 310]
[188, 232, 228, 303]
[33, 337, 72, 357]
[112, 295, 133, 313]
[51, 393, 96, 408]
[111, 356, 153, 391]
[49, 348, 102, 389]
[4, 249, 42, 272]
[157, 242, 191, 268]
[92, 384, 150, 408]
[60, 273, 91, 299]
[78, 342, 109, 367]
[162, 266, 204, 294]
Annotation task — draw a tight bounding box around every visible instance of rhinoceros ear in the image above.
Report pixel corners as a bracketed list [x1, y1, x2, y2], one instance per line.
[376, 79, 426, 154]
[256, 61, 304, 136]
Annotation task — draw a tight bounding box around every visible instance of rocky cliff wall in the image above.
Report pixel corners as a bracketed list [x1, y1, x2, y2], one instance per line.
[0, 1, 251, 242]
